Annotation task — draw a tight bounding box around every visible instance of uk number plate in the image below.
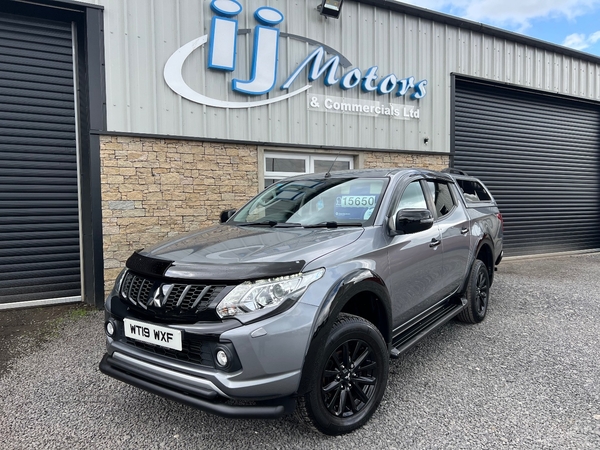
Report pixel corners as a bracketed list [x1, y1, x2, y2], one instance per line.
[123, 318, 183, 351]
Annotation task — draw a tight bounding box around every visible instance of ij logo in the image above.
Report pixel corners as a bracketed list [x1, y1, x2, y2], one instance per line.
[163, 0, 428, 109]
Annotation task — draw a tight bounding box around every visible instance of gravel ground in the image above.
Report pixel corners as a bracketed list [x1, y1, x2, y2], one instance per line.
[1, 254, 599, 449]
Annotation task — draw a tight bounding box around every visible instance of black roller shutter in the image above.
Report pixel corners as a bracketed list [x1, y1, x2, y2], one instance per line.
[453, 78, 600, 257]
[0, 13, 80, 304]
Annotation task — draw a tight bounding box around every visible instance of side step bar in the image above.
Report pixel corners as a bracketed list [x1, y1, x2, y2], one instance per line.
[390, 299, 466, 359]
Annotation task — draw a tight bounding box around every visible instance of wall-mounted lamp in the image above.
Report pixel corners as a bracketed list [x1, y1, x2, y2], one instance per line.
[317, 0, 343, 19]
[423, 137, 430, 145]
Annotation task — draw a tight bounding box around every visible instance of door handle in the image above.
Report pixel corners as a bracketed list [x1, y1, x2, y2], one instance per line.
[429, 238, 441, 248]
[461, 227, 469, 235]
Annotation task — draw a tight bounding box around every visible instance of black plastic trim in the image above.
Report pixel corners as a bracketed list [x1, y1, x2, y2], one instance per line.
[463, 237, 495, 291]
[495, 251, 503, 266]
[165, 260, 307, 283]
[99, 354, 295, 419]
[125, 251, 173, 277]
[297, 269, 392, 395]
[392, 300, 465, 355]
[105, 353, 218, 400]
[125, 251, 307, 282]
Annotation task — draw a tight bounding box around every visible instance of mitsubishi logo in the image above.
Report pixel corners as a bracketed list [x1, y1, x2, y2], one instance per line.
[151, 284, 174, 308]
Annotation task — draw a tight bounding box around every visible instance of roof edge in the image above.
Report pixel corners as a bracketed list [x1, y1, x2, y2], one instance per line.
[9, 0, 103, 11]
[356, 0, 600, 66]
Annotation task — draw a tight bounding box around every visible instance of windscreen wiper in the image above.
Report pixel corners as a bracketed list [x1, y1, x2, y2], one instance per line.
[238, 221, 302, 228]
[303, 221, 364, 228]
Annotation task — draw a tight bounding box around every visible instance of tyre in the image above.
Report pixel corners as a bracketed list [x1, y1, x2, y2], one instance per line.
[457, 259, 490, 324]
[297, 313, 389, 435]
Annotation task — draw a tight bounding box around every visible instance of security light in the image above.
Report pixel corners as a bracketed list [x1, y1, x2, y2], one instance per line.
[318, 0, 343, 19]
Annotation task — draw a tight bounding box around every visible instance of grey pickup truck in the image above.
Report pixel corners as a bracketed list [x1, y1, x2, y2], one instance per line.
[100, 167, 503, 435]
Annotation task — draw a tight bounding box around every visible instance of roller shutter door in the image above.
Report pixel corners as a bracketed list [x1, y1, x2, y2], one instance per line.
[453, 78, 600, 257]
[0, 13, 80, 304]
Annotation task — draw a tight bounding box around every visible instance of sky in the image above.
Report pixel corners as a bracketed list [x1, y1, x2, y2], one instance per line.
[401, 0, 600, 57]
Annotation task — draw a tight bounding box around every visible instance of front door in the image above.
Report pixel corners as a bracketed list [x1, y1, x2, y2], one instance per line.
[386, 180, 445, 327]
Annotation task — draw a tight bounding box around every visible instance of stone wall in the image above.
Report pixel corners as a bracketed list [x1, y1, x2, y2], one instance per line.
[100, 135, 449, 291]
[100, 136, 260, 290]
[363, 151, 449, 170]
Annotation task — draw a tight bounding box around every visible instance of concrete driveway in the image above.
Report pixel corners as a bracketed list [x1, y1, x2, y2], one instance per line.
[1, 254, 599, 449]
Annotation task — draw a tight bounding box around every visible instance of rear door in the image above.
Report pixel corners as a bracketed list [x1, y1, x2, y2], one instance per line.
[424, 179, 470, 294]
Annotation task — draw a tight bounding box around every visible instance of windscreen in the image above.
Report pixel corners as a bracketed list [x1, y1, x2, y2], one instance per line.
[232, 178, 388, 226]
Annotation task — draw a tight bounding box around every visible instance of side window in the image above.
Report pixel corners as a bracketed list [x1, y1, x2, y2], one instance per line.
[426, 181, 456, 218]
[456, 179, 492, 203]
[394, 181, 427, 215]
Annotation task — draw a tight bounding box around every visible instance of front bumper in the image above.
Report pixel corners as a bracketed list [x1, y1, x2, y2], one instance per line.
[99, 352, 295, 419]
[100, 298, 319, 418]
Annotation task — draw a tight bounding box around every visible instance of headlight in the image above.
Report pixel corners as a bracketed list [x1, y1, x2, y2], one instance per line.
[108, 268, 128, 299]
[216, 268, 325, 318]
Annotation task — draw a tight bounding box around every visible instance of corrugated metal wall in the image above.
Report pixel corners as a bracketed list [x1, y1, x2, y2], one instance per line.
[0, 13, 81, 304]
[81, 0, 600, 154]
[453, 78, 600, 256]
[93, 0, 438, 151]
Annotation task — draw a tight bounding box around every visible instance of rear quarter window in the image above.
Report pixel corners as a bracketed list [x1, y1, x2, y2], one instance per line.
[456, 179, 492, 203]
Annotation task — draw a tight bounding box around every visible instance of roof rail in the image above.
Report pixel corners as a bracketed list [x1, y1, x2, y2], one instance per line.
[441, 167, 469, 176]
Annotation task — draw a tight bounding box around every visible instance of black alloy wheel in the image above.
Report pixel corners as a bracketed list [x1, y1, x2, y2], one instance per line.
[298, 313, 389, 435]
[474, 265, 489, 315]
[457, 259, 490, 324]
[321, 338, 379, 417]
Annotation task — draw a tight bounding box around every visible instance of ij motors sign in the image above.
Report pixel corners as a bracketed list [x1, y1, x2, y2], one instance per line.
[164, 0, 428, 118]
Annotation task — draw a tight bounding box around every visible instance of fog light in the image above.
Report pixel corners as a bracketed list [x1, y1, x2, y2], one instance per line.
[216, 350, 229, 367]
[106, 321, 115, 337]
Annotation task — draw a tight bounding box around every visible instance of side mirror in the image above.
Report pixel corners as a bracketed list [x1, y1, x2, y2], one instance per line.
[390, 208, 434, 235]
[219, 209, 237, 223]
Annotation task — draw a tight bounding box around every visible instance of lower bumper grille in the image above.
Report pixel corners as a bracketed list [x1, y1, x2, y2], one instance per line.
[124, 335, 215, 368]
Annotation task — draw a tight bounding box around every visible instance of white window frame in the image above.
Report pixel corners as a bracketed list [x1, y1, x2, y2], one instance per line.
[262, 151, 355, 189]
[263, 151, 310, 181]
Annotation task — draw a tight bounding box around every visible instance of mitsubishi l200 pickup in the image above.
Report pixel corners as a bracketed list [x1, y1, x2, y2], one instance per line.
[100, 168, 503, 435]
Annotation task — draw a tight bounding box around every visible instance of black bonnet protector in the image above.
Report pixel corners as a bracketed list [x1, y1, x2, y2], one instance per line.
[126, 251, 306, 282]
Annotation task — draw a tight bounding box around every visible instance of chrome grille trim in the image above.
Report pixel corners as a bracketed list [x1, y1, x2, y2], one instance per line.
[119, 271, 226, 314]
[176, 285, 191, 307]
[191, 285, 211, 309]
[139, 279, 153, 309]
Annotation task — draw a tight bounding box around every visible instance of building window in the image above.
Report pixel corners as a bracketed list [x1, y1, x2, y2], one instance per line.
[264, 152, 354, 186]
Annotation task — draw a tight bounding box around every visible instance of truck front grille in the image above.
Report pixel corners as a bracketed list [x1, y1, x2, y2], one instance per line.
[119, 271, 226, 318]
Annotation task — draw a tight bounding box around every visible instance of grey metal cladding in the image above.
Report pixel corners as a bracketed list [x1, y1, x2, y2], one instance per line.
[98, 0, 444, 151]
[92, 0, 600, 154]
[453, 78, 600, 257]
[0, 13, 81, 303]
